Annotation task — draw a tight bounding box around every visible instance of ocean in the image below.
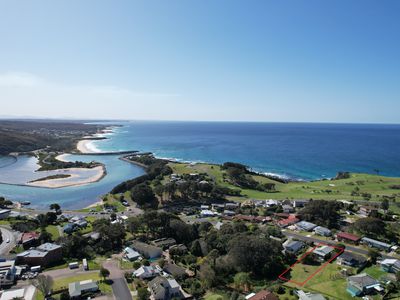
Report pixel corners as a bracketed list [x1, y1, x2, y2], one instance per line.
[1, 121, 400, 208]
[90, 121, 400, 180]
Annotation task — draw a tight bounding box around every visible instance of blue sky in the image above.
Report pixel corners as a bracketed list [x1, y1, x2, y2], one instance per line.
[0, 0, 399, 123]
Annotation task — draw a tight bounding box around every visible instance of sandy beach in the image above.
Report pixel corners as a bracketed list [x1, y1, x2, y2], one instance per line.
[76, 139, 100, 153]
[27, 166, 106, 189]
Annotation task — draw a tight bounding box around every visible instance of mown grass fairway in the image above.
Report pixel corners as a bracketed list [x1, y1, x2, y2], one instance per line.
[169, 162, 400, 206]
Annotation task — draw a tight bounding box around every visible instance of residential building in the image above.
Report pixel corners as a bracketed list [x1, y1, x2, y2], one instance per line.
[337, 252, 367, 268]
[282, 205, 294, 213]
[246, 290, 279, 300]
[225, 202, 240, 210]
[0, 260, 17, 287]
[152, 238, 176, 250]
[313, 226, 331, 237]
[16, 243, 62, 267]
[19, 232, 40, 249]
[283, 240, 305, 254]
[277, 215, 299, 228]
[124, 247, 141, 261]
[380, 259, 400, 273]
[296, 221, 317, 232]
[69, 280, 99, 299]
[292, 200, 309, 208]
[297, 290, 326, 300]
[313, 246, 335, 260]
[148, 276, 182, 300]
[0, 209, 10, 220]
[358, 206, 378, 217]
[163, 263, 187, 279]
[346, 273, 382, 297]
[336, 232, 361, 244]
[63, 223, 77, 234]
[131, 241, 162, 259]
[361, 237, 391, 251]
[133, 266, 160, 279]
[0, 285, 36, 300]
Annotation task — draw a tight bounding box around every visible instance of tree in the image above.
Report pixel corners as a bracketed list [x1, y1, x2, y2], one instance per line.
[190, 240, 203, 257]
[137, 287, 150, 300]
[381, 199, 389, 212]
[131, 183, 158, 208]
[298, 200, 341, 228]
[353, 217, 386, 237]
[368, 249, 381, 264]
[39, 229, 52, 243]
[49, 203, 60, 211]
[32, 275, 53, 297]
[0, 197, 12, 208]
[233, 272, 251, 292]
[99, 267, 110, 281]
[199, 263, 216, 289]
[395, 271, 400, 283]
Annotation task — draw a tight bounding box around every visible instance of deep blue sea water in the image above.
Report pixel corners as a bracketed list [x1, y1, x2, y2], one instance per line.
[1, 121, 400, 208]
[92, 121, 400, 180]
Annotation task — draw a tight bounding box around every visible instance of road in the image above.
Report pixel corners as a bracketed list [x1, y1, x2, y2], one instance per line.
[102, 259, 132, 300]
[0, 226, 17, 255]
[283, 231, 398, 260]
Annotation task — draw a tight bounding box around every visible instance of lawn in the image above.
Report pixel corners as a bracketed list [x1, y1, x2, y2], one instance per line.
[204, 291, 229, 300]
[285, 262, 356, 300]
[45, 225, 60, 239]
[169, 162, 400, 205]
[364, 265, 388, 280]
[53, 272, 112, 294]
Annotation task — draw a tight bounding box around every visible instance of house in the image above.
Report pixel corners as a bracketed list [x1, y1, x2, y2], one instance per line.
[200, 210, 218, 217]
[313, 245, 335, 260]
[133, 266, 160, 279]
[296, 221, 317, 232]
[246, 290, 279, 300]
[211, 203, 225, 211]
[148, 276, 182, 300]
[336, 232, 361, 244]
[131, 241, 163, 259]
[346, 273, 382, 297]
[223, 210, 236, 216]
[19, 232, 40, 249]
[225, 202, 240, 210]
[163, 263, 187, 279]
[0, 285, 36, 300]
[292, 200, 309, 208]
[313, 226, 331, 237]
[0, 209, 11, 220]
[152, 238, 176, 250]
[296, 290, 326, 300]
[124, 247, 141, 261]
[361, 237, 392, 251]
[277, 215, 299, 228]
[0, 260, 17, 286]
[68, 280, 99, 299]
[16, 243, 62, 267]
[337, 252, 367, 267]
[380, 259, 400, 273]
[283, 240, 305, 254]
[282, 205, 294, 213]
[63, 223, 77, 234]
[358, 206, 378, 217]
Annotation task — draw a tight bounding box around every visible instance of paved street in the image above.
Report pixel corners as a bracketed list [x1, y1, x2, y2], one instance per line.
[103, 259, 132, 300]
[0, 226, 17, 255]
[283, 231, 398, 259]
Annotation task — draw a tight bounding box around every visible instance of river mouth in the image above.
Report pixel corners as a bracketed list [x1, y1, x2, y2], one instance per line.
[0, 154, 145, 209]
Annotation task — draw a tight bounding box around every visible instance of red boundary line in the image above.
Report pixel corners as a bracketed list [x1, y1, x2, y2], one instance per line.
[278, 242, 344, 286]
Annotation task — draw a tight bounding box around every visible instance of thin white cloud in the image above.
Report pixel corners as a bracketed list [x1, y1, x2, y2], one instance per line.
[0, 72, 45, 87]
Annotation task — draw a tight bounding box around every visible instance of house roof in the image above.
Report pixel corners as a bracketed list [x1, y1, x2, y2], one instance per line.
[284, 240, 304, 252]
[20, 232, 40, 243]
[348, 273, 379, 288]
[163, 263, 186, 277]
[313, 246, 335, 257]
[68, 280, 98, 297]
[296, 221, 317, 230]
[37, 243, 61, 252]
[247, 290, 279, 300]
[339, 251, 366, 263]
[313, 226, 331, 234]
[361, 237, 391, 248]
[337, 232, 360, 242]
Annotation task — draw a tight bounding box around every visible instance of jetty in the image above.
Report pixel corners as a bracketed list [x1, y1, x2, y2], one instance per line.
[76, 150, 139, 156]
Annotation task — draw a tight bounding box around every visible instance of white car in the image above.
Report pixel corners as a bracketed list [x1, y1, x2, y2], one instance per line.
[6, 238, 10, 243]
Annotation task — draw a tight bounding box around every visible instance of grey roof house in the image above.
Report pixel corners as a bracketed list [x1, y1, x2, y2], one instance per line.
[346, 273, 382, 297]
[283, 240, 305, 254]
[69, 280, 99, 299]
[313, 245, 335, 260]
[313, 226, 331, 237]
[148, 276, 182, 300]
[337, 252, 367, 267]
[296, 221, 317, 232]
[131, 241, 163, 259]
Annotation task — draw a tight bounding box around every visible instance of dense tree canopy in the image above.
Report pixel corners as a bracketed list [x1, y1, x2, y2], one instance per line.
[298, 200, 341, 228]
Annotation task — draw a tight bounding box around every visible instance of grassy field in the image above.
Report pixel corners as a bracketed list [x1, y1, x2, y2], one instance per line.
[53, 272, 112, 293]
[169, 162, 400, 207]
[45, 225, 60, 239]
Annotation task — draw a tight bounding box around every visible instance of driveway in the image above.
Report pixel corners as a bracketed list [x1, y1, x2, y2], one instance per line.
[102, 259, 132, 300]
